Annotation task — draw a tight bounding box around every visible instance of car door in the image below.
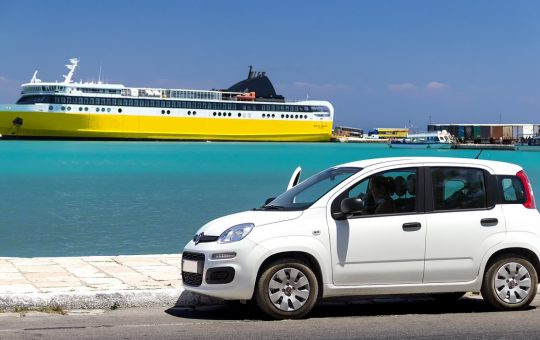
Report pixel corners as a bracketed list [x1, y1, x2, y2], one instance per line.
[423, 165, 506, 283]
[327, 166, 427, 286]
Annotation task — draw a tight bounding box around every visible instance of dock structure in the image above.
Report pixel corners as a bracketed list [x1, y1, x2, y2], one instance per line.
[453, 143, 515, 151]
[428, 124, 540, 144]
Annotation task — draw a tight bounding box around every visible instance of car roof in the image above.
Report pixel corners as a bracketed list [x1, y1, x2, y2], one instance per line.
[338, 157, 522, 175]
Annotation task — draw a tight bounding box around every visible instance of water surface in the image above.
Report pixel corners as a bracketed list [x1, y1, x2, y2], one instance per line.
[0, 141, 538, 257]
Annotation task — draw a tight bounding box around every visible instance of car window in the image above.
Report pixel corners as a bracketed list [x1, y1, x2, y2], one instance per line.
[266, 167, 360, 210]
[499, 176, 526, 204]
[431, 167, 487, 211]
[345, 167, 418, 216]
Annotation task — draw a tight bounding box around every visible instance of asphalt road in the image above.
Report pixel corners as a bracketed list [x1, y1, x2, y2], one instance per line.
[2, 295, 540, 339]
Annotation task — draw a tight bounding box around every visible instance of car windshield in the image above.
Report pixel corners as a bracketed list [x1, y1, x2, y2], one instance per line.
[263, 166, 361, 211]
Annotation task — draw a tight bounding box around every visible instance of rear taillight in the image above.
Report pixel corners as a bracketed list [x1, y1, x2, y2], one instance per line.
[516, 170, 536, 209]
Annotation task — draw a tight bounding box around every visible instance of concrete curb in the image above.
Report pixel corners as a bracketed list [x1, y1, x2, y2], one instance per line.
[0, 288, 221, 311]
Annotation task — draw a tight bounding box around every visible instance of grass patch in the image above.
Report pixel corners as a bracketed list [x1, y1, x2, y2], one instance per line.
[6, 306, 67, 316]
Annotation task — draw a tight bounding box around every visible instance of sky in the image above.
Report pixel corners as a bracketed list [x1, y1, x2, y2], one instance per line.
[0, 0, 539, 130]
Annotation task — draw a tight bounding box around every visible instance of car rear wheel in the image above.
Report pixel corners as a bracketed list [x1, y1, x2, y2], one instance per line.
[481, 255, 538, 310]
[254, 258, 318, 319]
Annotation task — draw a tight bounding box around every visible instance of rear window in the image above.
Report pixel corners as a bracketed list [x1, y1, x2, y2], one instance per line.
[498, 176, 527, 204]
[431, 167, 488, 211]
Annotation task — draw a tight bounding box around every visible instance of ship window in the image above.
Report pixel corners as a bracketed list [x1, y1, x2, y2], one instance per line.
[89, 98, 95, 105]
[60, 97, 66, 104]
[134, 100, 139, 106]
[106, 98, 112, 106]
[66, 97, 71, 104]
[128, 100, 134, 106]
[165, 101, 171, 108]
[193, 111, 196, 115]
[83, 98, 89, 105]
[118, 108, 122, 113]
[111, 99, 117, 106]
[49, 105, 53, 110]
[123, 99, 129, 106]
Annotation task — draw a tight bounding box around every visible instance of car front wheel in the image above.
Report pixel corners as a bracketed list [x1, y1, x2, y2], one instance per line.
[481, 255, 538, 310]
[254, 258, 318, 319]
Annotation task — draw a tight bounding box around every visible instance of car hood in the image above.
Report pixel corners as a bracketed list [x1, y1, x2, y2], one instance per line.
[196, 210, 303, 237]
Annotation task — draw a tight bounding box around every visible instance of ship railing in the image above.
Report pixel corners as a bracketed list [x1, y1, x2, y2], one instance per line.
[118, 87, 245, 101]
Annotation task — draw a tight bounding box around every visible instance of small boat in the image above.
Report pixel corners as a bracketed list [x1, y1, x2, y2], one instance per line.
[515, 136, 540, 151]
[389, 130, 454, 149]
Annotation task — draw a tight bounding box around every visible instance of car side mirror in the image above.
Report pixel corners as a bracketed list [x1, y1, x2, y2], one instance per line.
[340, 197, 365, 215]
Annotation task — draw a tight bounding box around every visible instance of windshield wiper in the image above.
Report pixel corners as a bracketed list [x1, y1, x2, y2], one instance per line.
[263, 204, 285, 210]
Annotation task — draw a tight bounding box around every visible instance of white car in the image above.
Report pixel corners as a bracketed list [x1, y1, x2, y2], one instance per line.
[181, 157, 540, 319]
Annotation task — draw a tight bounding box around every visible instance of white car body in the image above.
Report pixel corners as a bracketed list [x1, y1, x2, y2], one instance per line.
[182, 157, 540, 318]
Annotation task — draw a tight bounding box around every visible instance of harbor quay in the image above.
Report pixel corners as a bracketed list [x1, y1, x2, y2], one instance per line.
[0, 254, 218, 311]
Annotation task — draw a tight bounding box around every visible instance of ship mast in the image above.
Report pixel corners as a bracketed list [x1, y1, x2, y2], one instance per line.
[63, 58, 79, 84]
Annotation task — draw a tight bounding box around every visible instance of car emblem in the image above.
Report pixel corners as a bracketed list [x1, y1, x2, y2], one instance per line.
[193, 232, 203, 245]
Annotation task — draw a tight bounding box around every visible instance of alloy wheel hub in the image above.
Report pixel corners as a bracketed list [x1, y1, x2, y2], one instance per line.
[268, 267, 310, 311]
[494, 262, 532, 304]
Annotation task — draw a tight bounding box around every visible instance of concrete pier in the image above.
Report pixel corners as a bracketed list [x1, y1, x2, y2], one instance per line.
[0, 254, 216, 311]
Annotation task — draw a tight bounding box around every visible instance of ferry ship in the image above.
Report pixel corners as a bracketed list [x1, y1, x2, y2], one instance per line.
[0, 59, 334, 141]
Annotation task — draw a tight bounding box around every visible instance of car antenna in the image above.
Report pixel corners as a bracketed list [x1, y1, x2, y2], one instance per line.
[474, 149, 484, 159]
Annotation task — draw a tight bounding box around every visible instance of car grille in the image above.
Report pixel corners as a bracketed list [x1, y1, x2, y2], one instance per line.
[182, 251, 205, 287]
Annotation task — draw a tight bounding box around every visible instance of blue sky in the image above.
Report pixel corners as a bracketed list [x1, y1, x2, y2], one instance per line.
[0, 0, 539, 130]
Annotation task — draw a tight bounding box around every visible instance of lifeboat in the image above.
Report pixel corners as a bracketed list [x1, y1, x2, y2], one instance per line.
[236, 91, 256, 101]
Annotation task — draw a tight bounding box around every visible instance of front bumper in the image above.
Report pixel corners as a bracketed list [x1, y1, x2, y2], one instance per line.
[181, 239, 263, 300]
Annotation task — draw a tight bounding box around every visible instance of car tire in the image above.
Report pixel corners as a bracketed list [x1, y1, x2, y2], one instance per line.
[481, 255, 538, 310]
[254, 258, 318, 319]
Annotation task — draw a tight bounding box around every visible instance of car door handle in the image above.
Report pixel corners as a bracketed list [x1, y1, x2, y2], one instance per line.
[481, 218, 498, 227]
[402, 222, 421, 232]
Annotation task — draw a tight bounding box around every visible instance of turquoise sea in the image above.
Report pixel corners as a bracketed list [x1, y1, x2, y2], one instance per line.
[0, 141, 539, 257]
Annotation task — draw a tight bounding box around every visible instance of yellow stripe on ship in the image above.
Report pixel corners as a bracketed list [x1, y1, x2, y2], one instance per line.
[0, 111, 332, 141]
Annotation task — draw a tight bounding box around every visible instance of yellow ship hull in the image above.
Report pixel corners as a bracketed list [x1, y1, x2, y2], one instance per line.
[0, 111, 333, 142]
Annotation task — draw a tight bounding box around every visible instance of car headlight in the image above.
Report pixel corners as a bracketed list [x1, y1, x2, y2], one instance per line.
[217, 223, 254, 244]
